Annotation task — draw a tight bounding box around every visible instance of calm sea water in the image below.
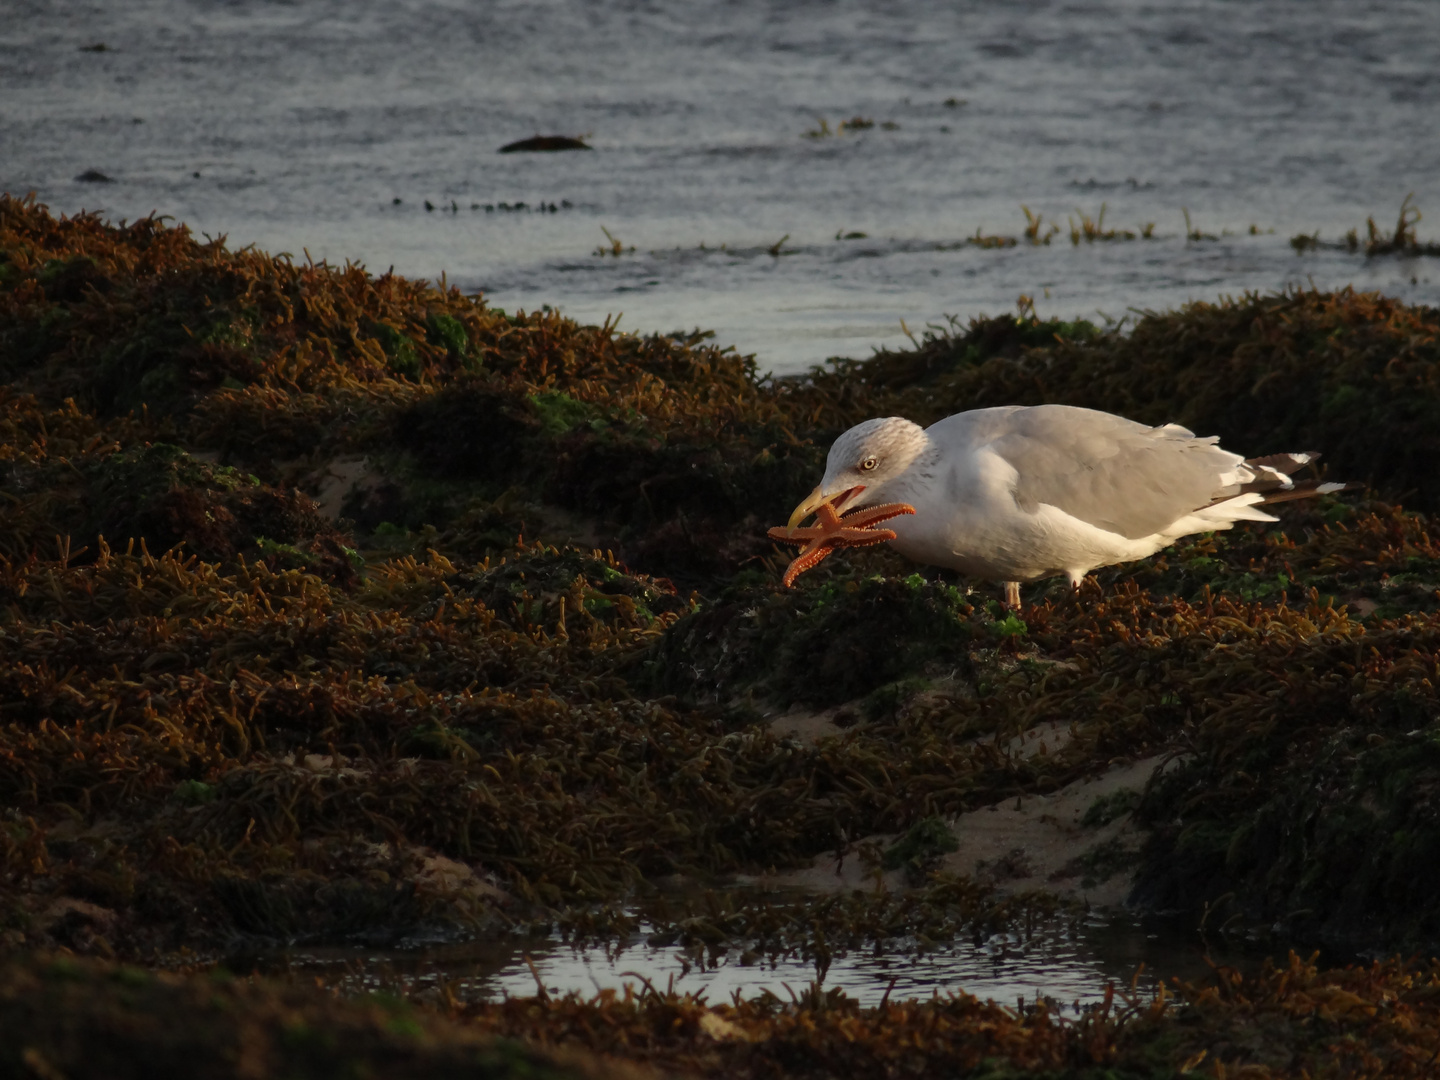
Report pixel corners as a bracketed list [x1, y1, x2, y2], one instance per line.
[4, 0, 1438, 374]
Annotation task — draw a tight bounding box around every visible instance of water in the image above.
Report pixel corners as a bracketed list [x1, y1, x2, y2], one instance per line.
[267, 909, 1277, 1012]
[4, 0, 1438, 374]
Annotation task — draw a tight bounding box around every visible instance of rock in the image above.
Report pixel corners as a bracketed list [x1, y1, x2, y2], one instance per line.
[498, 136, 591, 153]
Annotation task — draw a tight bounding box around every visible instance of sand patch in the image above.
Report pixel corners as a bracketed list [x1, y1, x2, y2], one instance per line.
[311, 455, 373, 520]
[768, 703, 859, 744]
[766, 676, 976, 746]
[761, 754, 1176, 909]
[937, 754, 1169, 907]
[1003, 720, 1075, 760]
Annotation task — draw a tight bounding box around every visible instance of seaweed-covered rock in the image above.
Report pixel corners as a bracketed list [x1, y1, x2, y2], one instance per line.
[11, 193, 1440, 981]
[447, 545, 689, 640]
[84, 443, 340, 564]
[0, 955, 617, 1080]
[0, 418, 359, 583]
[1133, 647, 1440, 952]
[654, 570, 989, 708]
[393, 380, 539, 481]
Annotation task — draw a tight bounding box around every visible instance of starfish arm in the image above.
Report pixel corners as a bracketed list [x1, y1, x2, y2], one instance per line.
[767, 501, 917, 586]
[830, 526, 898, 547]
[769, 502, 915, 546]
[781, 543, 835, 587]
[839, 502, 916, 528]
[767, 524, 817, 546]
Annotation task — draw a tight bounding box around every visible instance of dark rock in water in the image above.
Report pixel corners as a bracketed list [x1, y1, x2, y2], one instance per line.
[75, 169, 113, 183]
[498, 135, 591, 153]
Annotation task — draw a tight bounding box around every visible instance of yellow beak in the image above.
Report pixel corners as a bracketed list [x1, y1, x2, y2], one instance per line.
[786, 484, 862, 530]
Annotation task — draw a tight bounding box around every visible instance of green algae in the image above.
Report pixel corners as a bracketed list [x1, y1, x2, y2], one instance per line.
[528, 390, 601, 436]
[365, 318, 421, 377]
[881, 816, 961, 879]
[1081, 790, 1141, 829]
[424, 312, 472, 365]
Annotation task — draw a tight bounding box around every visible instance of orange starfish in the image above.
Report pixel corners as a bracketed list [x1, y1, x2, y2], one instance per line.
[767, 502, 916, 587]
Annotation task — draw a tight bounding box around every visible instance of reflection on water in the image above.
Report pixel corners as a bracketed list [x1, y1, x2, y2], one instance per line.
[271, 909, 1293, 1011]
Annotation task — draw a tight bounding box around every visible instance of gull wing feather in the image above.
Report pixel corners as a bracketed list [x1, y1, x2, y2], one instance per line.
[934, 405, 1248, 540]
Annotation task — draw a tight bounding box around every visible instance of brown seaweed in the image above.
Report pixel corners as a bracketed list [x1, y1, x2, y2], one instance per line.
[7, 193, 1440, 1074]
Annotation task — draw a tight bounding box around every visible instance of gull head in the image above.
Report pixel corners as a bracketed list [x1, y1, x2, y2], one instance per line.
[787, 416, 929, 528]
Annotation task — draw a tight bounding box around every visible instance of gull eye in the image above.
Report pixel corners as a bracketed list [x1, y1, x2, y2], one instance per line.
[859, 456, 879, 472]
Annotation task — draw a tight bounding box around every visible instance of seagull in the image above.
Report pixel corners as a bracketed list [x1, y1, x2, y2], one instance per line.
[783, 404, 1351, 607]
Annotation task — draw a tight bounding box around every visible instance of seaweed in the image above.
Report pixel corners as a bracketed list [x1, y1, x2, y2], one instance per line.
[1291, 194, 1440, 258]
[5, 948, 1440, 1079]
[881, 816, 960, 881]
[448, 950, 1440, 1079]
[8, 193, 1440, 1073]
[1134, 700, 1440, 952]
[653, 570, 983, 707]
[0, 954, 615, 1080]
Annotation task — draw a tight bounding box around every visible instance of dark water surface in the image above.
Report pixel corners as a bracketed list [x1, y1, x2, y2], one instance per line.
[5, 0, 1438, 373]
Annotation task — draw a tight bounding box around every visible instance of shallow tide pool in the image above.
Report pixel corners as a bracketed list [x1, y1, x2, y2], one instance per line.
[270, 908, 1294, 1011]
